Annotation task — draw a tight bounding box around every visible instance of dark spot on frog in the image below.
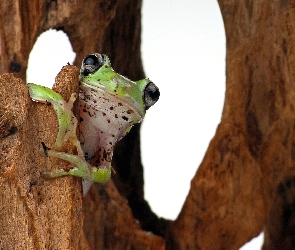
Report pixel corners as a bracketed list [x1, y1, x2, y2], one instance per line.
[88, 111, 93, 117]
[107, 119, 110, 123]
[102, 149, 107, 160]
[83, 108, 87, 113]
[122, 116, 128, 121]
[127, 109, 134, 114]
[110, 106, 114, 110]
[118, 102, 123, 106]
[115, 114, 118, 118]
[84, 93, 91, 99]
[80, 117, 84, 122]
[102, 112, 106, 116]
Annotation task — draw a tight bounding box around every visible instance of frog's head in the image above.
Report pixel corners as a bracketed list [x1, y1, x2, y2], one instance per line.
[79, 53, 160, 117]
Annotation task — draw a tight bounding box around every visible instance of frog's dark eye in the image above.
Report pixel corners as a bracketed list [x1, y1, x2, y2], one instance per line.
[81, 53, 106, 76]
[144, 81, 160, 110]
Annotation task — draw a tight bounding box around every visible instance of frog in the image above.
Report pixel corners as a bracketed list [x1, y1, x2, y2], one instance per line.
[28, 53, 160, 194]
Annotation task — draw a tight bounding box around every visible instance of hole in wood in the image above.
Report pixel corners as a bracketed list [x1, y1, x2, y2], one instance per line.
[141, 0, 227, 221]
[27, 29, 76, 87]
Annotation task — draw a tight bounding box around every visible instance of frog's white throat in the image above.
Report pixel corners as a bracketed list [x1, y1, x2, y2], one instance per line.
[79, 86, 142, 169]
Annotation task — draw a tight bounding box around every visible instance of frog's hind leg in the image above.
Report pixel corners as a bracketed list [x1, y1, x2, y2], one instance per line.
[41, 148, 90, 180]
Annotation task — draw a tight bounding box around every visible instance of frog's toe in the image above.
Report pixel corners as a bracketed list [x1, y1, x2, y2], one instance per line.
[41, 169, 68, 179]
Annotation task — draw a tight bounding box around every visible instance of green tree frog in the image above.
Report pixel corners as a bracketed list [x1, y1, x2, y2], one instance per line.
[28, 53, 160, 194]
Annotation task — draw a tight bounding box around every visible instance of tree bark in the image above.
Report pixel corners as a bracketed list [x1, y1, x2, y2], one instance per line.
[1, 0, 295, 249]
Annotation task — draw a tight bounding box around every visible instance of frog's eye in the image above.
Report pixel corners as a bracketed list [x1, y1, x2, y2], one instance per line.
[144, 81, 160, 110]
[81, 53, 106, 76]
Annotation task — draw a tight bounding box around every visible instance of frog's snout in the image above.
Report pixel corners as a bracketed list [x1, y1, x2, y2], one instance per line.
[144, 82, 160, 110]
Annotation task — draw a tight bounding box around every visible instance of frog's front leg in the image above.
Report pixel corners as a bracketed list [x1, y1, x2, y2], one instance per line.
[28, 83, 84, 158]
[28, 84, 87, 177]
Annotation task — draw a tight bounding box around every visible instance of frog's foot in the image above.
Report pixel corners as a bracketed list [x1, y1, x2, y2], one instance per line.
[42, 148, 90, 180]
[82, 167, 111, 195]
[41, 147, 111, 184]
[263, 175, 295, 249]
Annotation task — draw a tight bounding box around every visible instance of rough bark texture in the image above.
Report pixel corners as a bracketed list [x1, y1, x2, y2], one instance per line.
[1, 0, 295, 249]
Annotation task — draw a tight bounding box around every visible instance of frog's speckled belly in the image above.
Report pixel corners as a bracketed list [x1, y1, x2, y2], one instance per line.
[79, 86, 142, 168]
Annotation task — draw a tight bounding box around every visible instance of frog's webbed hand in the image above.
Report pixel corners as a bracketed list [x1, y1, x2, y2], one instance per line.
[28, 83, 84, 158]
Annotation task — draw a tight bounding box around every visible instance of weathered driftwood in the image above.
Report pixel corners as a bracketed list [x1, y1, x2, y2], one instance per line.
[0, 0, 295, 249]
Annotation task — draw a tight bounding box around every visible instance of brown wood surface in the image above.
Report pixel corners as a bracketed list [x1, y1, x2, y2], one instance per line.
[0, 0, 295, 249]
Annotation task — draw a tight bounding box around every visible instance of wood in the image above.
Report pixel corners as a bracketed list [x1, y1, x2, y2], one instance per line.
[0, 67, 83, 249]
[1, 0, 295, 249]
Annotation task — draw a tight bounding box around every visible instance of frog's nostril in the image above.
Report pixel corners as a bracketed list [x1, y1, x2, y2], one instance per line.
[144, 82, 160, 110]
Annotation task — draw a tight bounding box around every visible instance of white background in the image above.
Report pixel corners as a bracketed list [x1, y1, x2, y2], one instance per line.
[27, 0, 263, 248]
